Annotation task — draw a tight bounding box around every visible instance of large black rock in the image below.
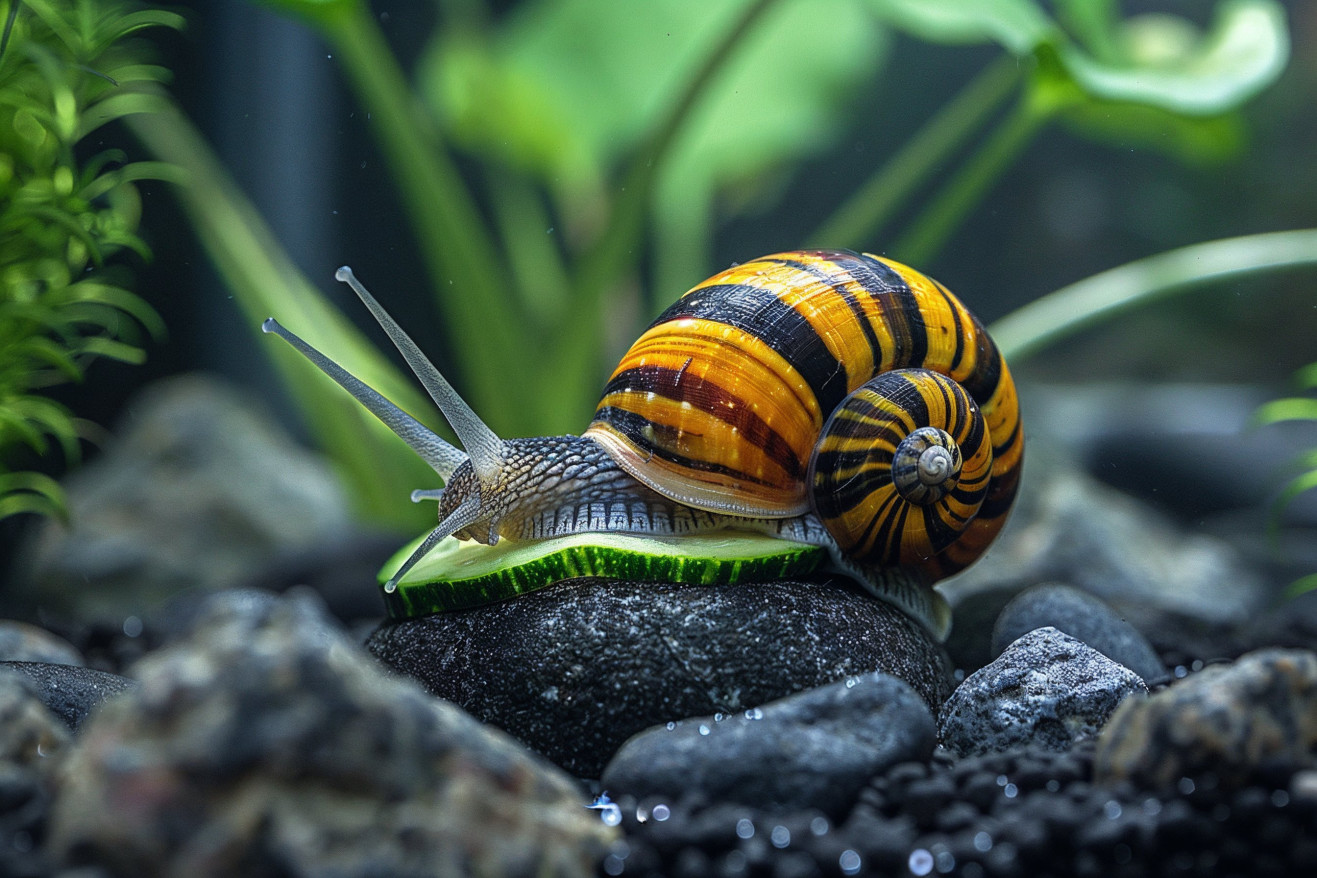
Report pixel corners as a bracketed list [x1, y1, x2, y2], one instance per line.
[367, 577, 953, 777]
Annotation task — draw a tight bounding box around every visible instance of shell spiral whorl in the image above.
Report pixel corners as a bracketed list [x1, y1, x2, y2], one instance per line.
[585, 249, 1023, 593]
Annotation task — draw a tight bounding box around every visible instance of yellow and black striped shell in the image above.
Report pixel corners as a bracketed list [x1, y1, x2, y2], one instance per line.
[583, 249, 1023, 585]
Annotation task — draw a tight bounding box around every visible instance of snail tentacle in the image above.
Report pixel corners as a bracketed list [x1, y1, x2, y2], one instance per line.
[383, 493, 487, 593]
[261, 317, 467, 481]
[336, 266, 506, 484]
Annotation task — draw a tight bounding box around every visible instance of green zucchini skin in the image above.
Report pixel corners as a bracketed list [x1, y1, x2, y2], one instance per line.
[380, 533, 825, 620]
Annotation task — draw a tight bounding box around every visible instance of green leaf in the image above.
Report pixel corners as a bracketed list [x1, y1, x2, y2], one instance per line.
[0, 471, 67, 522]
[868, 0, 1055, 55]
[1284, 573, 1317, 600]
[1253, 398, 1317, 426]
[1057, 0, 1289, 116]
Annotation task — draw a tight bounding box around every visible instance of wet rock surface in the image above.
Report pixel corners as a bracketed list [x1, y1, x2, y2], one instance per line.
[601, 672, 936, 819]
[367, 577, 953, 777]
[0, 672, 69, 878]
[939, 627, 1148, 757]
[0, 662, 135, 731]
[991, 582, 1167, 683]
[46, 590, 615, 878]
[1095, 648, 1317, 792]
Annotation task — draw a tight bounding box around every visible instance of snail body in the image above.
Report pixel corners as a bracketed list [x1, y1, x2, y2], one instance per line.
[263, 249, 1023, 636]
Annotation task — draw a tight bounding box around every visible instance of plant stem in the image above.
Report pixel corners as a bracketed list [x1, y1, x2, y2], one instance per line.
[892, 93, 1048, 266]
[988, 228, 1317, 362]
[557, 0, 782, 408]
[315, 0, 523, 430]
[808, 54, 1019, 251]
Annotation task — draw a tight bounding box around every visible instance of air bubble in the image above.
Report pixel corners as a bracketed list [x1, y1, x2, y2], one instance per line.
[973, 831, 993, 852]
[652, 804, 671, 821]
[698, 724, 711, 736]
[810, 816, 830, 836]
[908, 848, 933, 876]
[736, 818, 755, 839]
[840, 849, 862, 875]
[770, 825, 790, 848]
[1104, 800, 1122, 820]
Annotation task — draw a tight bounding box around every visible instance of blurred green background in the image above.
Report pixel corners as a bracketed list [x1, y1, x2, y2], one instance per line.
[2, 0, 1315, 582]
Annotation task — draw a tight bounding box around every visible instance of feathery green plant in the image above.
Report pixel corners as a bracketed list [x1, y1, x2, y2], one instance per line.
[0, 0, 182, 519]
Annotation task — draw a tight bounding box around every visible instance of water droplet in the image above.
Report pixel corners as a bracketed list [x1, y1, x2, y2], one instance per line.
[122, 615, 143, 638]
[698, 724, 710, 736]
[770, 825, 790, 848]
[736, 818, 755, 839]
[1174, 665, 1188, 678]
[1104, 800, 1122, 820]
[383, 580, 397, 594]
[995, 774, 1008, 787]
[714, 712, 725, 722]
[744, 707, 763, 720]
[810, 816, 829, 836]
[840, 849, 863, 875]
[973, 831, 993, 852]
[1003, 783, 1018, 798]
[665, 721, 676, 731]
[652, 804, 671, 821]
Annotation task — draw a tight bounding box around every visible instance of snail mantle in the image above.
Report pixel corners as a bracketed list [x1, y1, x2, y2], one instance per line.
[365, 576, 952, 778]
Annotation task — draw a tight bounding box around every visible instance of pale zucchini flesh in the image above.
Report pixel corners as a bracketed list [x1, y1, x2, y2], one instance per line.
[378, 531, 825, 619]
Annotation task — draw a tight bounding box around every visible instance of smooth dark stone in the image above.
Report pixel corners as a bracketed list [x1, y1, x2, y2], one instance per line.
[601, 672, 935, 819]
[0, 662, 135, 732]
[939, 627, 1147, 757]
[367, 577, 953, 777]
[991, 583, 1166, 683]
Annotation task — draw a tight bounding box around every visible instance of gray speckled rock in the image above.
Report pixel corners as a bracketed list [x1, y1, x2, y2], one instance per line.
[0, 661, 135, 731]
[601, 672, 935, 818]
[991, 583, 1166, 683]
[939, 627, 1147, 757]
[0, 671, 69, 878]
[13, 375, 354, 622]
[48, 589, 615, 878]
[1095, 648, 1317, 792]
[367, 578, 953, 777]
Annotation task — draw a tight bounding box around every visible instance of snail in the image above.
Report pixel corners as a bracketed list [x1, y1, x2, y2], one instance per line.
[263, 249, 1023, 636]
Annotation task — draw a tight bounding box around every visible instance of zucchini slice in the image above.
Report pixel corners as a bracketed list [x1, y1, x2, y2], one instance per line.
[378, 531, 825, 619]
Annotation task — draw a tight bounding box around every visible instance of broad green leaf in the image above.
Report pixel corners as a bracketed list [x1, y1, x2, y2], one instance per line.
[1060, 99, 1246, 165]
[1058, 0, 1288, 115]
[868, 0, 1055, 55]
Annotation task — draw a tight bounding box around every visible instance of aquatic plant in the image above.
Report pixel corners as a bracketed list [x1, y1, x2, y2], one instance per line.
[0, 0, 182, 519]
[129, 0, 1304, 529]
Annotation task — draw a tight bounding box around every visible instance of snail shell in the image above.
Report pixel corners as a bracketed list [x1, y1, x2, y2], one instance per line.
[584, 249, 1022, 587]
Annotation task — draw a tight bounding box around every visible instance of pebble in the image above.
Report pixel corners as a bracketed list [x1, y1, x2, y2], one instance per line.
[601, 672, 935, 818]
[368, 577, 952, 777]
[46, 589, 615, 877]
[939, 627, 1148, 757]
[990, 583, 1165, 683]
[1095, 648, 1317, 792]
[0, 672, 69, 878]
[0, 662, 135, 732]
